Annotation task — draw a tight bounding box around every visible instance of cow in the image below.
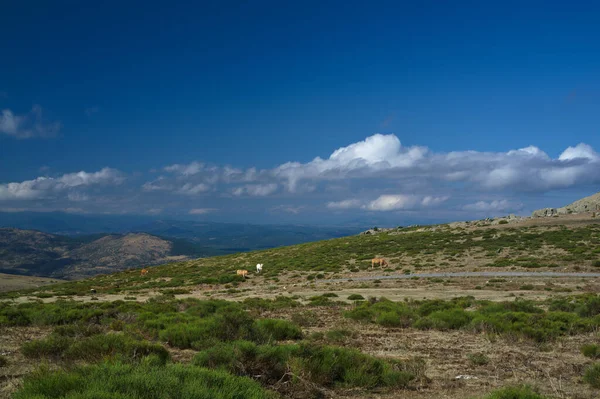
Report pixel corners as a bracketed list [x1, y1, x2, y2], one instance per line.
[371, 258, 387, 269]
[256, 263, 263, 273]
[140, 268, 149, 276]
[236, 269, 248, 278]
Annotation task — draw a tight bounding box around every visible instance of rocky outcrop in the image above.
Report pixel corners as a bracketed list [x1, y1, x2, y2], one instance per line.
[532, 192, 600, 217]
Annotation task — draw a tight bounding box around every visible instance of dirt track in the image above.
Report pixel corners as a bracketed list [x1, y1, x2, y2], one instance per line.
[320, 271, 600, 283]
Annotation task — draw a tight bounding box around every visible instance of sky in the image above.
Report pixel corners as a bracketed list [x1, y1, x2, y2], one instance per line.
[1, 1, 600, 226]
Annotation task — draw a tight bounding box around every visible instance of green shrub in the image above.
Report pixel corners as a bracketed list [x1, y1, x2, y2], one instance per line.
[325, 329, 355, 343]
[321, 292, 338, 297]
[348, 294, 365, 301]
[582, 344, 600, 359]
[376, 311, 403, 327]
[22, 334, 72, 358]
[480, 385, 549, 398]
[193, 342, 418, 389]
[53, 323, 103, 338]
[296, 343, 414, 388]
[12, 362, 278, 399]
[592, 260, 600, 267]
[584, 363, 600, 388]
[0, 355, 7, 367]
[65, 333, 170, 364]
[253, 319, 303, 341]
[291, 311, 318, 327]
[414, 309, 473, 330]
[468, 352, 489, 366]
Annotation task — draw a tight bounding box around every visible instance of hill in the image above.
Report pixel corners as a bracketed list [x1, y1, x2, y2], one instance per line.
[0, 221, 361, 280]
[15, 212, 599, 297]
[2, 214, 600, 399]
[0, 228, 186, 280]
[532, 191, 600, 217]
[0, 273, 63, 293]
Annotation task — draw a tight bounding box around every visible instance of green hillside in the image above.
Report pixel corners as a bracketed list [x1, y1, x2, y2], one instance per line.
[7, 220, 599, 298]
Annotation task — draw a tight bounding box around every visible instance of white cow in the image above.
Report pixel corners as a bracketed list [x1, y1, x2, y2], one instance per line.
[256, 263, 263, 273]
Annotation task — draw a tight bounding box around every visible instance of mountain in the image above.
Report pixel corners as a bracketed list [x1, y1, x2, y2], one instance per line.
[0, 228, 188, 279]
[0, 219, 362, 279]
[532, 191, 600, 217]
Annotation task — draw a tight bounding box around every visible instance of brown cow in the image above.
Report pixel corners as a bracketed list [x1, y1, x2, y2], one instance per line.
[140, 268, 149, 276]
[236, 269, 248, 278]
[371, 258, 387, 269]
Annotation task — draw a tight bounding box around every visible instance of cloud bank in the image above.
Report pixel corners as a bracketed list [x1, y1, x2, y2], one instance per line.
[2, 134, 599, 221]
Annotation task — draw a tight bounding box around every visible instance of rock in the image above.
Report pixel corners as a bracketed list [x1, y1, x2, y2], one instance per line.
[455, 375, 478, 380]
[532, 192, 600, 217]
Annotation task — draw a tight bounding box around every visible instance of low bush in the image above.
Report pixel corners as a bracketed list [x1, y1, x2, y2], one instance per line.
[348, 294, 365, 301]
[291, 310, 318, 327]
[193, 341, 420, 389]
[583, 363, 600, 388]
[581, 344, 600, 359]
[325, 329, 355, 343]
[0, 355, 7, 367]
[480, 385, 549, 398]
[468, 352, 490, 366]
[21, 334, 72, 359]
[22, 332, 169, 364]
[253, 319, 303, 341]
[12, 362, 278, 399]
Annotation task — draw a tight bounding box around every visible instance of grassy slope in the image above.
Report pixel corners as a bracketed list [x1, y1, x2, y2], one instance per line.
[3, 219, 600, 398]
[13, 221, 599, 297]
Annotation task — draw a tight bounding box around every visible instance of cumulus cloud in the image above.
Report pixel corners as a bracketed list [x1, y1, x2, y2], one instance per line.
[270, 134, 600, 193]
[0, 106, 62, 139]
[232, 184, 278, 197]
[189, 208, 216, 215]
[5, 134, 600, 219]
[463, 199, 523, 212]
[365, 194, 449, 211]
[0, 168, 123, 201]
[178, 183, 211, 195]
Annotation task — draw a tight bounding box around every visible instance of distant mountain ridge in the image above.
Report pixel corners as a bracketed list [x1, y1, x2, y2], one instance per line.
[0, 228, 187, 280]
[0, 219, 362, 279]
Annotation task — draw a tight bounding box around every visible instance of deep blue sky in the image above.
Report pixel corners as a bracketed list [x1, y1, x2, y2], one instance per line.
[1, 1, 599, 225]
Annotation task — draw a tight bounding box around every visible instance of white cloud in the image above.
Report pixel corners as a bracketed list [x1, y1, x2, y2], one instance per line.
[365, 194, 448, 211]
[178, 183, 211, 195]
[0, 106, 62, 139]
[0, 168, 123, 201]
[165, 161, 204, 176]
[4, 134, 600, 218]
[233, 183, 278, 197]
[327, 199, 363, 210]
[558, 143, 599, 161]
[463, 199, 523, 212]
[189, 208, 216, 215]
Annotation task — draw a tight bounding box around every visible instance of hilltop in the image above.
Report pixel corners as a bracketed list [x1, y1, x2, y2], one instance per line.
[532, 191, 600, 217]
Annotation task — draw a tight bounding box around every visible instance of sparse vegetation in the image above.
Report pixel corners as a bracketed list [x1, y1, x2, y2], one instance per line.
[581, 343, 600, 359]
[583, 363, 600, 388]
[480, 385, 549, 399]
